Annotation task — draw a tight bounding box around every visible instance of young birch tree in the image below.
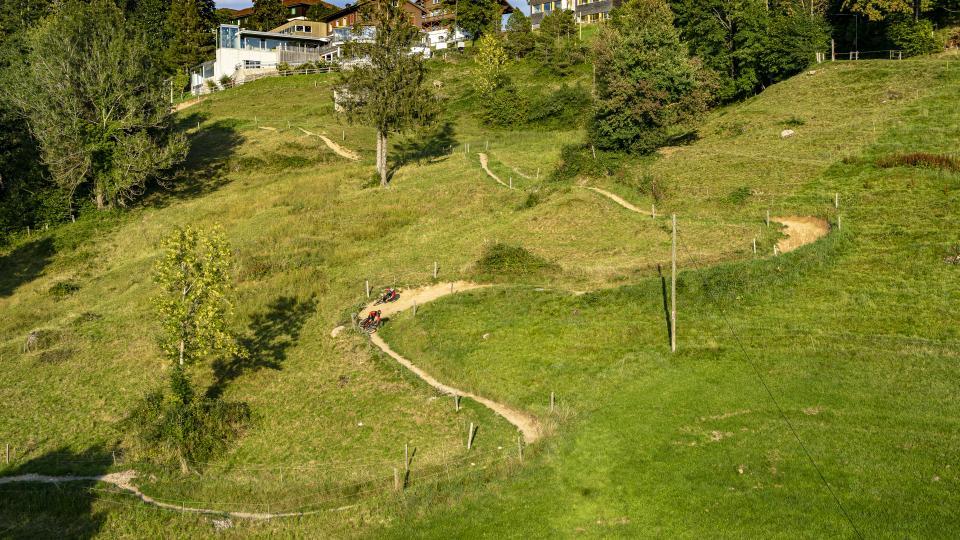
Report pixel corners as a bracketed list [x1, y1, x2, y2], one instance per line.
[154, 226, 239, 379]
[335, 0, 436, 187]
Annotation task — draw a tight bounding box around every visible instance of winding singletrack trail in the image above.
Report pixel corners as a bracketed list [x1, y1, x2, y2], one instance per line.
[298, 127, 360, 161]
[772, 216, 830, 253]
[477, 153, 515, 189]
[585, 187, 651, 216]
[359, 282, 541, 443]
[0, 471, 344, 519]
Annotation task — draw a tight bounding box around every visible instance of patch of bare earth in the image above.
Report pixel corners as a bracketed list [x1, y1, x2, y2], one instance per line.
[773, 216, 830, 253]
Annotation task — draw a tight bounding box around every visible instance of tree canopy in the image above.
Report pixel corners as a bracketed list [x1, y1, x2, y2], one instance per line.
[166, 0, 217, 72]
[504, 10, 534, 59]
[590, 0, 714, 154]
[440, 0, 502, 41]
[8, 0, 187, 210]
[336, 0, 436, 186]
[251, 0, 288, 31]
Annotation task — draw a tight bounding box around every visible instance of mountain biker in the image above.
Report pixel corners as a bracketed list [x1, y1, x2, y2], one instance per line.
[361, 310, 381, 327]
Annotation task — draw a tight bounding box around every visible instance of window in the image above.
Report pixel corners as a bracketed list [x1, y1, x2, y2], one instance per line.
[244, 60, 262, 69]
[305, 25, 311, 32]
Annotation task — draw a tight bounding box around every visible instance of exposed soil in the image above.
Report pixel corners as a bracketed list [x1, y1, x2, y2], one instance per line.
[297, 127, 360, 161]
[772, 216, 830, 253]
[477, 153, 515, 189]
[0, 470, 344, 519]
[585, 187, 652, 216]
[358, 281, 541, 443]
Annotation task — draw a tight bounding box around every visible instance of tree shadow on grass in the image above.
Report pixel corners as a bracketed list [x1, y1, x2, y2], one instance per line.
[207, 294, 317, 398]
[142, 113, 245, 209]
[0, 237, 55, 298]
[0, 444, 117, 539]
[388, 121, 457, 181]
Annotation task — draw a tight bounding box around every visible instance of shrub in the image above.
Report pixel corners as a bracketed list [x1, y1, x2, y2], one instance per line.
[517, 190, 545, 210]
[49, 280, 81, 299]
[277, 62, 291, 73]
[127, 374, 250, 471]
[480, 84, 529, 127]
[527, 84, 592, 129]
[728, 186, 752, 205]
[876, 152, 960, 172]
[205, 79, 219, 92]
[888, 17, 941, 57]
[549, 144, 621, 183]
[218, 75, 233, 89]
[472, 243, 559, 280]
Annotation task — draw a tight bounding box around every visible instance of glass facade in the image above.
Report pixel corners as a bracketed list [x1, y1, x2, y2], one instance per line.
[218, 25, 240, 49]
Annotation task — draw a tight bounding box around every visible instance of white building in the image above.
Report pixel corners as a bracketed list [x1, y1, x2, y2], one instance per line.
[190, 24, 331, 94]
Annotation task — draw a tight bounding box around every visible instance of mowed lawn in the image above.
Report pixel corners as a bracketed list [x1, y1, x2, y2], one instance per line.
[0, 52, 957, 537]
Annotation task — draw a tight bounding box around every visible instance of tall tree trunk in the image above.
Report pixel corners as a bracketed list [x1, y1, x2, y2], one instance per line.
[377, 129, 388, 187]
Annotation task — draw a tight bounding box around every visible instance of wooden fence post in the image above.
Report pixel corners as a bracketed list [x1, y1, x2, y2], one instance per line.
[671, 214, 677, 353]
[467, 422, 476, 450]
[835, 192, 839, 209]
[433, 261, 438, 279]
[753, 238, 757, 255]
[518, 435, 523, 462]
[550, 392, 555, 412]
[365, 280, 370, 299]
[766, 210, 770, 227]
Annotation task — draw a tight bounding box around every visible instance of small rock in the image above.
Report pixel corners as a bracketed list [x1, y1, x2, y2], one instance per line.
[780, 129, 796, 139]
[212, 518, 233, 530]
[737, 465, 745, 475]
[357, 421, 364, 427]
[807, 70, 818, 75]
[482, 333, 490, 340]
[933, 476, 941, 482]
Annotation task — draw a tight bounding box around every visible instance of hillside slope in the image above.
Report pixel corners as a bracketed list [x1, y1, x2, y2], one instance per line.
[1, 53, 958, 537]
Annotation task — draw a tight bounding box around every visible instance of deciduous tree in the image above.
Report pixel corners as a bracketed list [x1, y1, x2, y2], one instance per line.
[440, 0, 501, 41]
[336, 0, 436, 187]
[590, 0, 713, 154]
[8, 0, 187, 210]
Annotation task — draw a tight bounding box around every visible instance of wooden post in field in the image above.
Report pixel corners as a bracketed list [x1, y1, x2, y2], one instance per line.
[671, 214, 677, 353]
[342, 129, 345, 141]
[454, 394, 460, 412]
[550, 392, 555, 412]
[404, 443, 409, 472]
[255, 116, 258, 127]
[766, 210, 770, 227]
[831, 39, 835, 61]
[467, 423, 476, 450]
[835, 192, 839, 209]
[450, 283, 454, 294]
[413, 300, 417, 316]
[753, 238, 757, 255]
[536, 168, 540, 180]
[652, 204, 656, 219]
[433, 261, 438, 279]
[485, 140, 489, 150]
[518, 435, 523, 462]
[365, 280, 370, 299]
[509, 177, 513, 189]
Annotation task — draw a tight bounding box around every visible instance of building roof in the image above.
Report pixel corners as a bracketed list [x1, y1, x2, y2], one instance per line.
[239, 28, 331, 42]
[233, 0, 337, 18]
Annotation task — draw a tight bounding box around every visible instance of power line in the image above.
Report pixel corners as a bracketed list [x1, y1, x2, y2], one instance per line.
[674, 228, 864, 539]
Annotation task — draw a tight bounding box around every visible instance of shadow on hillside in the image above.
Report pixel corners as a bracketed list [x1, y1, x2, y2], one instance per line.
[663, 130, 700, 147]
[0, 444, 117, 539]
[389, 121, 457, 180]
[207, 294, 317, 398]
[143, 112, 245, 209]
[0, 237, 55, 298]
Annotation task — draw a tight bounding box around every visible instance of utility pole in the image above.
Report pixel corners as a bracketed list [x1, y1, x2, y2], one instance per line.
[671, 214, 677, 353]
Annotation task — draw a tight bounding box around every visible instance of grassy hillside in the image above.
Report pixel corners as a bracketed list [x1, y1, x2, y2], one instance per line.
[1, 50, 958, 537]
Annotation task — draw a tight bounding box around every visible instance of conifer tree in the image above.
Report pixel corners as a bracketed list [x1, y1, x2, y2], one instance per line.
[166, 0, 216, 72]
[503, 10, 534, 59]
[251, 0, 288, 31]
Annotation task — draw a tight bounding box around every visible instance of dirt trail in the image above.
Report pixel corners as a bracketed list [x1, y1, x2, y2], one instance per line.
[357, 282, 541, 443]
[477, 153, 515, 189]
[585, 187, 651, 216]
[772, 216, 830, 253]
[298, 127, 360, 161]
[0, 471, 340, 519]
[173, 98, 201, 112]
